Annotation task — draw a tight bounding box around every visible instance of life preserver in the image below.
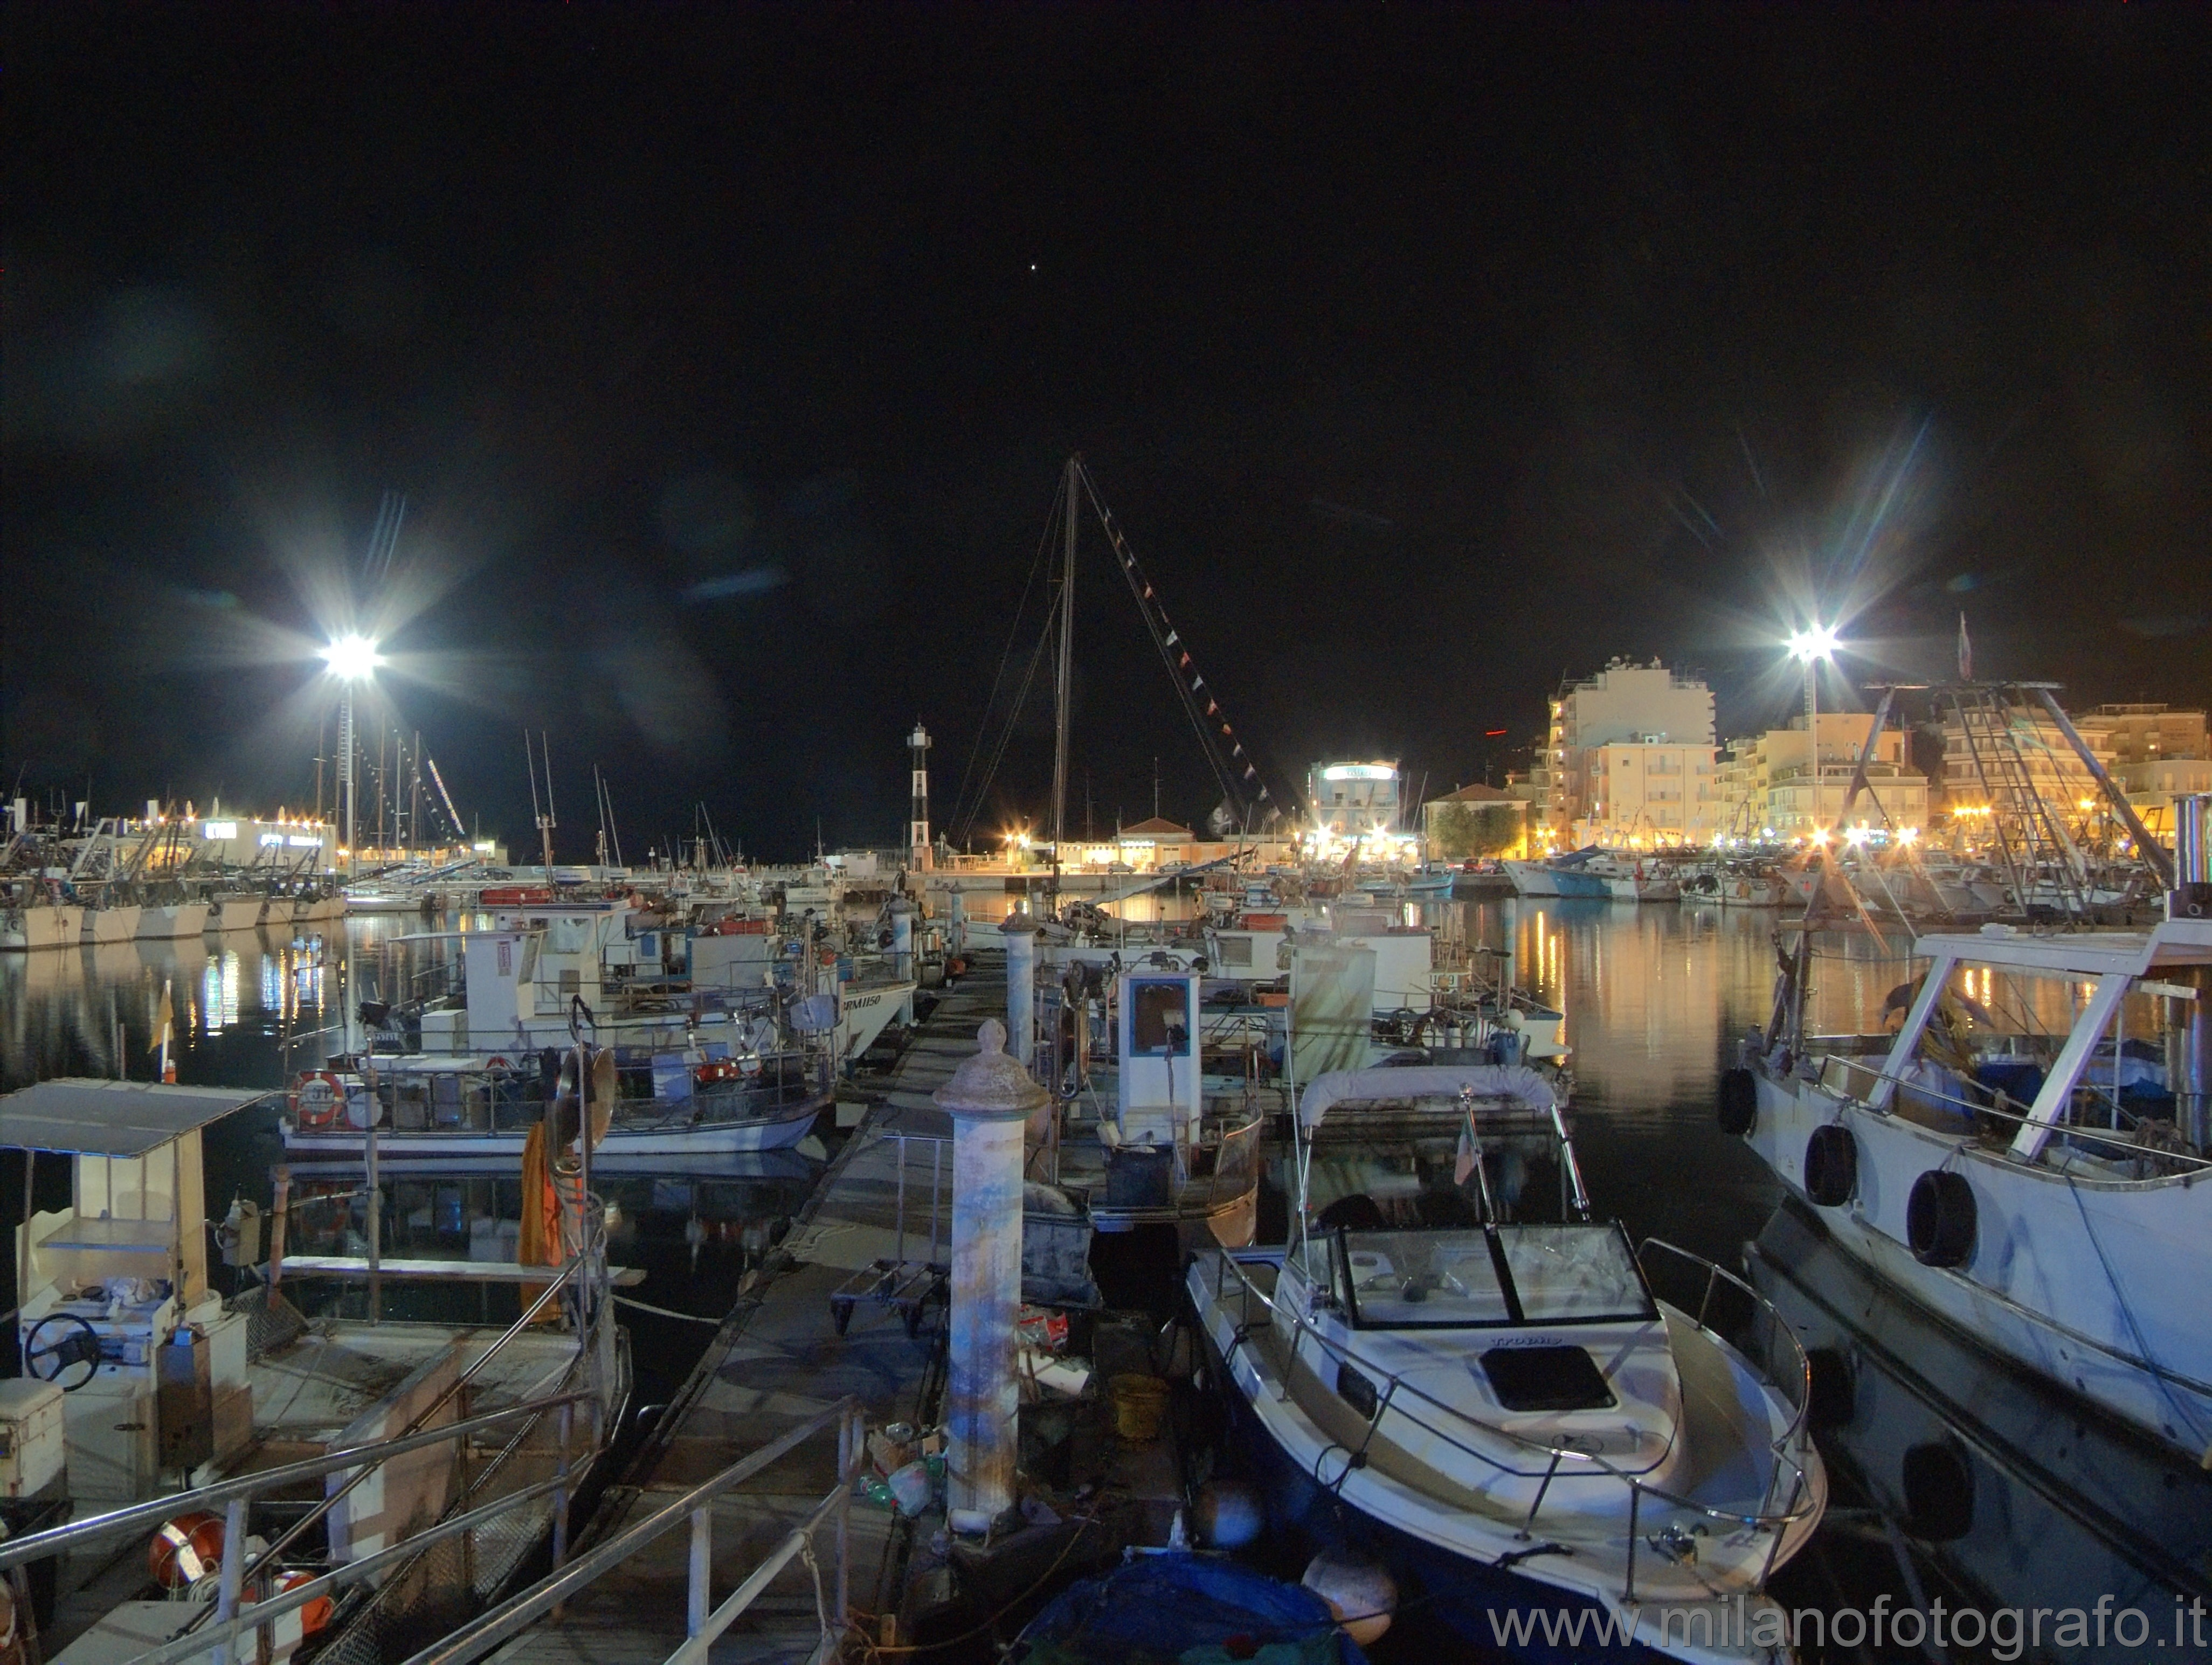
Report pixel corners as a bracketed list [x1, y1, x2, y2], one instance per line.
[1803, 1123, 1858, 1207]
[695, 1058, 742, 1086]
[486, 1056, 511, 1072]
[150, 1511, 226, 1588]
[271, 1570, 334, 1633]
[290, 1071, 345, 1130]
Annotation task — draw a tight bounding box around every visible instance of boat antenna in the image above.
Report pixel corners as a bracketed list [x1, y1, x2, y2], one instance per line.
[1051, 454, 1078, 883]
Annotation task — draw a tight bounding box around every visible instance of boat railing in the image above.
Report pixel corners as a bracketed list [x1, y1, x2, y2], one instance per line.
[1808, 1054, 2212, 1173]
[1205, 1238, 1819, 1601]
[398, 1395, 867, 1665]
[0, 1374, 598, 1665]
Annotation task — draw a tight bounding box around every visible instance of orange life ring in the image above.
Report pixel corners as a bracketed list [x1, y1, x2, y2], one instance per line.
[150, 1512, 225, 1588]
[289, 1071, 345, 1130]
[486, 1055, 511, 1071]
[270, 1570, 333, 1633]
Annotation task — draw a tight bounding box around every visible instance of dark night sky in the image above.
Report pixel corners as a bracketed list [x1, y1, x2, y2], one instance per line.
[7, 5, 2211, 858]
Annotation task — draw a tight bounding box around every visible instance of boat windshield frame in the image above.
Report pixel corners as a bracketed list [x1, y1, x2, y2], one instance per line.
[1327, 1218, 1658, 1331]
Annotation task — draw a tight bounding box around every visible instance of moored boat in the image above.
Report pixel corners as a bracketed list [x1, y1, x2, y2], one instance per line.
[1188, 1064, 1824, 1661]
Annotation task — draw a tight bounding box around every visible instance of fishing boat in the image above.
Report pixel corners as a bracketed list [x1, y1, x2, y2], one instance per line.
[1502, 851, 1612, 900]
[1187, 1064, 1824, 1661]
[134, 899, 211, 941]
[0, 1077, 631, 1662]
[1729, 906, 2212, 1458]
[1746, 1197, 2212, 1634]
[1, 884, 85, 952]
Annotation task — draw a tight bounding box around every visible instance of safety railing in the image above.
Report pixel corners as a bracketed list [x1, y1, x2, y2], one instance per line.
[0, 1388, 593, 1665]
[400, 1396, 866, 1665]
[1808, 1053, 2212, 1173]
[1204, 1237, 1820, 1603]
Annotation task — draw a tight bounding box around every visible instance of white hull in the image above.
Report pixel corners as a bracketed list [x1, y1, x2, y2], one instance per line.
[205, 896, 267, 932]
[84, 906, 143, 945]
[284, 1101, 826, 1158]
[2, 905, 86, 951]
[135, 902, 211, 940]
[1501, 859, 1564, 897]
[1747, 1067, 2212, 1454]
[1188, 1252, 1817, 1663]
[836, 980, 915, 1060]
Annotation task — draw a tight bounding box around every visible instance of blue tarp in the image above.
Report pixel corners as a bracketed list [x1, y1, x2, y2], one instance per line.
[1014, 1554, 1368, 1665]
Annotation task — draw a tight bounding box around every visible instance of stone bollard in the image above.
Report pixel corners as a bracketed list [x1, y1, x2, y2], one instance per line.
[948, 885, 966, 955]
[1001, 912, 1040, 1070]
[935, 1018, 1048, 1535]
[889, 897, 916, 1023]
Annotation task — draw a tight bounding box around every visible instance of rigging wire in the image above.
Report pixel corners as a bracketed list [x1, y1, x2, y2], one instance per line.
[947, 470, 1066, 845]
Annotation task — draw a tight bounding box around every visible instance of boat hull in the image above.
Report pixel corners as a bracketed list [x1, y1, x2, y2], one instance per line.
[84, 906, 143, 945]
[1746, 1065, 2212, 1454]
[1191, 1272, 1796, 1663]
[2, 905, 85, 951]
[135, 902, 211, 940]
[282, 1099, 827, 1158]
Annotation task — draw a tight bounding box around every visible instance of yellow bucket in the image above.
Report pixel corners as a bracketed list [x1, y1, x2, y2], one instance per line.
[1109, 1373, 1170, 1442]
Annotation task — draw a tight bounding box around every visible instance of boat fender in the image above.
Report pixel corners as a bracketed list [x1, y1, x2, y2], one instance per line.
[1717, 1067, 1757, 1136]
[1802, 1123, 1858, 1207]
[290, 1071, 345, 1130]
[1805, 1346, 1856, 1432]
[1191, 1479, 1264, 1549]
[272, 1570, 335, 1632]
[1900, 1439, 1975, 1541]
[1906, 1170, 1976, 1268]
[1301, 1549, 1396, 1647]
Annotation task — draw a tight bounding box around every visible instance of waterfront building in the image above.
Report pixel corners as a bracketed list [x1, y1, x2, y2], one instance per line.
[1548, 658, 1716, 836]
[1305, 760, 1403, 834]
[1420, 782, 1527, 859]
[1576, 740, 1722, 847]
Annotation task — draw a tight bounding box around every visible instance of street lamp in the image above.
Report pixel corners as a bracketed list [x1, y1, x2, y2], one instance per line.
[1787, 626, 1840, 836]
[321, 634, 383, 882]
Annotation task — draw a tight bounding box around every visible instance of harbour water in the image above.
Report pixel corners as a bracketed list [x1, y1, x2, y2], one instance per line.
[5, 899, 2206, 1659]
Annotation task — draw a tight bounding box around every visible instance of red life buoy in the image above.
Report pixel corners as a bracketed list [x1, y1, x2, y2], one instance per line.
[289, 1071, 345, 1130]
[150, 1512, 225, 1588]
[486, 1056, 511, 1072]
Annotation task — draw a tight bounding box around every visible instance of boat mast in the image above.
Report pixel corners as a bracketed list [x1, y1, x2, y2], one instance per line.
[1050, 454, 1078, 898]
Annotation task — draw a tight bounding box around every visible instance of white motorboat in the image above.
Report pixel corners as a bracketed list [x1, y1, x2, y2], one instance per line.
[1729, 910, 2212, 1458]
[1187, 1064, 1824, 1661]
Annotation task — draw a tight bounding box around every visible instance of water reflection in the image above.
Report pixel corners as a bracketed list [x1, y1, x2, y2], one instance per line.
[1751, 1198, 2212, 1661]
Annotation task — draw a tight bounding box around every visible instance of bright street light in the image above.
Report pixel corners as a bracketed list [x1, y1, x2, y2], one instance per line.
[320, 633, 384, 682]
[320, 634, 382, 886]
[1785, 624, 1840, 664]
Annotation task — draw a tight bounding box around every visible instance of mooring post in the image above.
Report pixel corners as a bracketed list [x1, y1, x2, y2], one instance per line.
[1001, 913, 1040, 1071]
[935, 1018, 1047, 1535]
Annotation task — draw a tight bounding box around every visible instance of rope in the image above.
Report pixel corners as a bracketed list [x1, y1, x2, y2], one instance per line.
[2061, 1172, 2212, 1461]
[855, 1513, 1098, 1657]
[612, 1295, 725, 1325]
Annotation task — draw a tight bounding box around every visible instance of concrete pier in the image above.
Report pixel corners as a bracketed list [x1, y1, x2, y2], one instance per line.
[1003, 914, 1039, 1069]
[499, 960, 1009, 1664]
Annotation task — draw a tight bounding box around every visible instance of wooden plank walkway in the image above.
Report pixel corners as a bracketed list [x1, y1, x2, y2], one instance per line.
[494, 959, 1007, 1665]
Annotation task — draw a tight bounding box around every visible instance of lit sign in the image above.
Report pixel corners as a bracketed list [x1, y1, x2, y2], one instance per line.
[202, 821, 238, 840]
[1320, 765, 1396, 782]
[260, 833, 285, 847]
[288, 835, 322, 849]
[472, 841, 496, 852]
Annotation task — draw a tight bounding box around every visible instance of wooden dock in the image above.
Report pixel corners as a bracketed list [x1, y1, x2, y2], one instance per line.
[492, 959, 1005, 1665]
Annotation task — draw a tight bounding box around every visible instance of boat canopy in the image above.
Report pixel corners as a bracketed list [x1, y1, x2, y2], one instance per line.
[0, 1078, 275, 1156]
[1298, 1064, 1558, 1130]
[1908, 916, 2212, 980]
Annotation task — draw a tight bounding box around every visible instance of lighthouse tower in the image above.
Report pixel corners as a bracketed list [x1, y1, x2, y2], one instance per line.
[909, 722, 933, 871]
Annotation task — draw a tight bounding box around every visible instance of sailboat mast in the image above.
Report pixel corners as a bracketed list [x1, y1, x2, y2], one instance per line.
[1051, 455, 1077, 858]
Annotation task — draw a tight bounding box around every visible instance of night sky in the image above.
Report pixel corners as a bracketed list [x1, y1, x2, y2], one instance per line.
[8, 5, 2210, 859]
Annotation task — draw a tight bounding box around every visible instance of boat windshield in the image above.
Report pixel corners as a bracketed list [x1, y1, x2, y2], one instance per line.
[1330, 1223, 1654, 1329]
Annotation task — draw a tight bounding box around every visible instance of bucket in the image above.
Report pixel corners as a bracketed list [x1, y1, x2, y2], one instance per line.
[1109, 1373, 1170, 1442]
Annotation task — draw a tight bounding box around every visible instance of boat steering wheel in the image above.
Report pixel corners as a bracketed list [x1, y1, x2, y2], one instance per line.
[23, 1314, 101, 1391]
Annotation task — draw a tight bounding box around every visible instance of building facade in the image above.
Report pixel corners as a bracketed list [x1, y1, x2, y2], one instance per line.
[1421, 783, 1527, 859]
[1545, 658, 1716, 844]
